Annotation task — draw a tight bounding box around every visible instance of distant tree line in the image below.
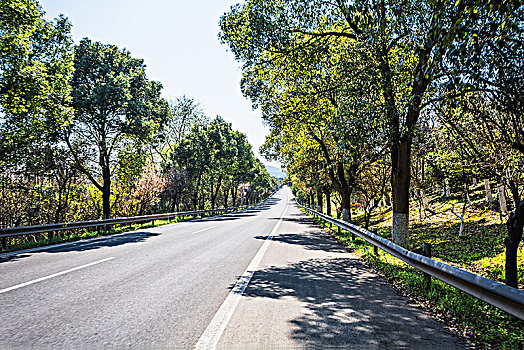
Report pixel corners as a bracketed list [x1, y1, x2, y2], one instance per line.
[220, 0, 523, 287]
[0, 0, 278, 237]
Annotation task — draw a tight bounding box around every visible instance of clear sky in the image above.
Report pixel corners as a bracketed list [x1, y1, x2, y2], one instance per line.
[39, 0, 279, 167]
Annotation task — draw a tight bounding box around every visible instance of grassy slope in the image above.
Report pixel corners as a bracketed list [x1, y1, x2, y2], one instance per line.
[361, 189, 523, 288]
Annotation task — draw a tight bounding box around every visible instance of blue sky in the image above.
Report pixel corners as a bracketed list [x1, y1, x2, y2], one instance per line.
[39, 0, 279, 167]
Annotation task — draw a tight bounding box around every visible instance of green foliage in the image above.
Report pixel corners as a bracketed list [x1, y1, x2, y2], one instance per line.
[221, 0, 524, 248]
[0, 0, 74, 166]
[0, 2, 276, 252]
[67, 38, 169, 218]
[168, 116, 272, 210]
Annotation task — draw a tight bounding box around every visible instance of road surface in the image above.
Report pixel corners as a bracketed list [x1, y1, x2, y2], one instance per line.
[0, 186, 461, 348]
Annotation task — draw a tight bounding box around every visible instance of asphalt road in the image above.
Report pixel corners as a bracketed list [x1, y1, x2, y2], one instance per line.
[0, 186, 461, 348]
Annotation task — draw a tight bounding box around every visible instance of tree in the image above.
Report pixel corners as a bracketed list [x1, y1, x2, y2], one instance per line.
[225, 16, 386, 223]
[224, 130, 257, 207]
[0, 0, 73, 166]
[170, 117, 259, 210]
[155, 95, 209, 161]
[67, 38, 169, 219]
[220, 0, 520, 248]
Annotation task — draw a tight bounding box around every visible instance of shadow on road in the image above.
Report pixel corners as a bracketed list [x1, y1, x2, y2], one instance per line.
[255, 232, 348, 253]
[268, 212, 316, 226]
[0, 231, 160, 263]
[47, 231, 161, 253]
[259, 212, 348, 253]
[241, 257, 461, 348]
[200, 197, 281, 222]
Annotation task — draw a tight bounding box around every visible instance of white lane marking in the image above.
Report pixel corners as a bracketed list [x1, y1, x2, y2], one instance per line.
[0, 257, 115, 294]
[192, 226, 217, 234]
[195, 200, 288, 350]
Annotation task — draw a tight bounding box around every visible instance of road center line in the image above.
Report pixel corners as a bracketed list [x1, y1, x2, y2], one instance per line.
[192, 226, 217, 234]
[195, 199, 288, 350]
[0, 257, 115, 294]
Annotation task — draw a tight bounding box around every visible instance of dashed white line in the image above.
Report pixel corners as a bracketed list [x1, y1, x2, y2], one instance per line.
[0, 257, 115, 294]
[195, 200, 288, 349]
[192, 226, 217, 234]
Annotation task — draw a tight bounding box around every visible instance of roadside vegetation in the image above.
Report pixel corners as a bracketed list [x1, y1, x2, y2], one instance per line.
[0, 0, 279, 251]
[220, 0, 524, 294]
[302, 206, 524, 348]
[355, 185, 524, 289]
[2, 201, 267, 254]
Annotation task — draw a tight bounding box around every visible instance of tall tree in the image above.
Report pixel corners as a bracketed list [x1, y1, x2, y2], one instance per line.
[220, 0, 520, 248]
[67, 38, 169, 219]
[155, 95, 209, 161]
[0, 0, 73, 166]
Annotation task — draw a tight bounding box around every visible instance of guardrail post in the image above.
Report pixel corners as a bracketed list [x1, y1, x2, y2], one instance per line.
[423, 243, 432, 289]
[373, 229, 378, 254]
[1, 237, 6, 251]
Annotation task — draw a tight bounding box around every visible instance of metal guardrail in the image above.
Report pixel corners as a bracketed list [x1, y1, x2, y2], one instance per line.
[0, 207, 242, 240]
[0, 190, 279, 244]
[297, 202, 524, 321]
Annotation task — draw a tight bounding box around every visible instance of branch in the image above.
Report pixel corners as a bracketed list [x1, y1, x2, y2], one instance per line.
[287, 28, 357, 40]
[64, 131, 103, 191]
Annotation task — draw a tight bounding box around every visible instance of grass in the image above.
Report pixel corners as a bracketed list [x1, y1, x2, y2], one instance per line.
[302, 189, 524, 348]
[353, 193, 523, 288]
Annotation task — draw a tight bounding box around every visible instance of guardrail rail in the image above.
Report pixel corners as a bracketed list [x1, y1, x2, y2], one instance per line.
[297, 201, 524, 321]
[0, 191, 278, 250]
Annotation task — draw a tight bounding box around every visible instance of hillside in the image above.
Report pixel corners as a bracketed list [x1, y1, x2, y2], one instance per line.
[265, 165, 286, 179]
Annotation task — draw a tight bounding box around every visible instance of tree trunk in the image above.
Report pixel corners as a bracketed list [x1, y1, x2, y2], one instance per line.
[341, 188, 351, 222]
[223, 187, 229, 208]
[232, 185, 238, 207]
[192, 191, 197, 210]
[102, 164, 111, 220]
[420, 188, 429, 210]
[465, 183, 472, 207]
[364, 210, 371, 230]
[210, 176, 222, 210]
[210, 182, 216, 210]
[498, 183, 508, 214]
[506, 201, 524, 288]
[317, 190, 323, 212]
[484, 179, 494, 203]
[391, 139, 411, 249]
[325, 189, 331, 216]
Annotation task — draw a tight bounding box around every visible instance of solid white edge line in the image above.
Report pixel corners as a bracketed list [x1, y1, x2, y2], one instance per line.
[0, 257, 115, 294]
[195, 199, 288, 350]
[192, 226, 217, 234]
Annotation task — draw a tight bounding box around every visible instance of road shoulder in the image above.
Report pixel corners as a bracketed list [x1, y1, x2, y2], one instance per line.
[216, 204, 463, 348]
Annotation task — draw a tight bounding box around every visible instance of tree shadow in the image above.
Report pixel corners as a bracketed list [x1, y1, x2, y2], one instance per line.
[241, 258, 462, 348]
[255, 232, 349, 253]
[0, 231, 160, 263]
[201, 198, 280, 222]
